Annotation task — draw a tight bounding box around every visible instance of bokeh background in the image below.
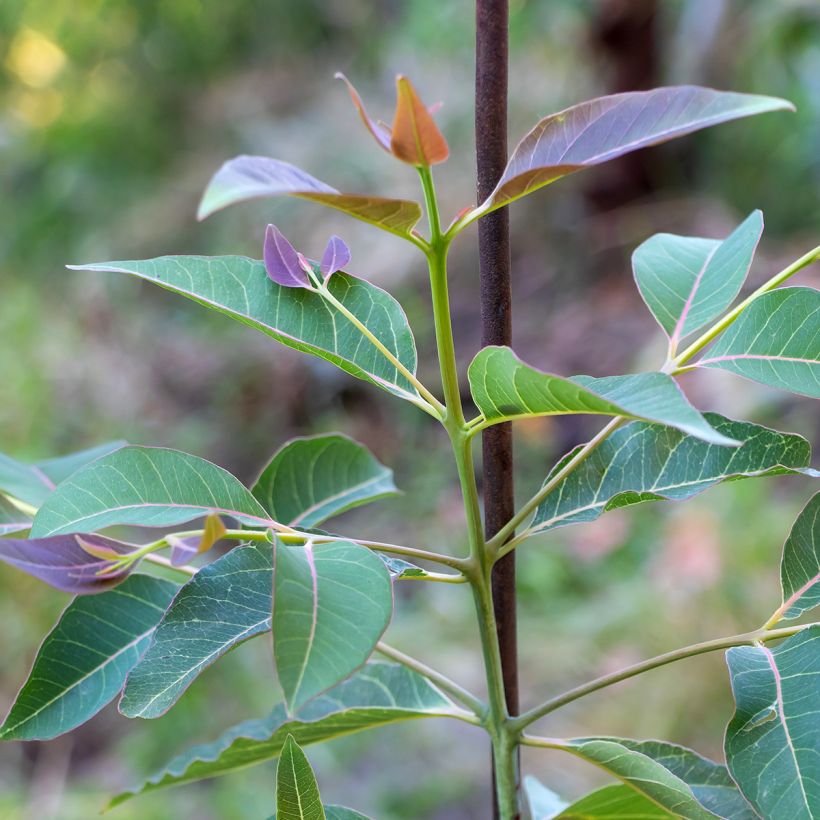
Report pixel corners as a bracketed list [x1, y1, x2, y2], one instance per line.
[1, 0, 819, 817]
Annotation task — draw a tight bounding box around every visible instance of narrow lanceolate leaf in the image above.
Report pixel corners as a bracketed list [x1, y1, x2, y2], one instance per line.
[276, 736, 325, 820]
[0, 495, 31, 535]
[698, 287, 820, 398]
[725, 626, 820, 818]
[31, 446, 272, 538]
[633, 211, 764, 347]
[69, 257, 420, 403]
[273, 540, 392, 712]
[0, 575, 177, 740]
[524, 777, 672, 819]
[531, 415, 813, 536]
[110, 662, 459, 806]
[120, 546, 272, 718]
[472, 88, 792, 217]
[468, 346, 736, 445]
[390, 75, 449, 166]
[0, 440, 126, 509]
[773, 493, 820, 621]
[252, 434, 398, 528]
[562, 738, 752, 819]
[196, 156, 422, 238]
[0, 533, 137, 593]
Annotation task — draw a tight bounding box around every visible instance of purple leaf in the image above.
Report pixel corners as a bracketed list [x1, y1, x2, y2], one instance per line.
[264, 225, 311, 289]
[197, 156, 422, 239]
[475, 87, 794, 216]
[320, 235, 351, 279]
[0, 534, 138, 594]
[167, 534, 199, 567]
[335, 72, 393, 152]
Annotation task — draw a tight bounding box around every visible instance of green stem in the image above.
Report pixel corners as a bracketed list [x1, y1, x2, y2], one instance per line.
[376, 641, 486, 716]
[668, 244, 820, 371]
[418, 164, 517, 818]
[488, 416, 626, 556]
[318, 283, 445, 418]
[512, 622, 818, 732]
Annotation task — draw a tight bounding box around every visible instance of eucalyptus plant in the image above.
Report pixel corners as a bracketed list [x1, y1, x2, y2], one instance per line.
[2, 73, 819, 819]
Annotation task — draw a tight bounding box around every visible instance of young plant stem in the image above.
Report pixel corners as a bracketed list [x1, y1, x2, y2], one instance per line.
[668, 243, 820, 371]
[488, 417, 627, 556]
[512, 621, 818, 732]
[419, 164, 518, 818]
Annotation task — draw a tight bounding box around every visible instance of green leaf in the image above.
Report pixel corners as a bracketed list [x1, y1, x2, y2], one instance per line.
[0, 575, 177, 740]
[277, 736, 325, 820]
[562, 738, 753, 819]
[698, 287, 820, 398]
[725, 625, 820, 818]
[632, 211, 763, 346]
[531, 415, 813, 536]
[775, 493, 820, 621]
[69, 258, 420, 403]
[30, 446, 272, 537]
[197, 156, 422, 239]
[0, 495, 31, 535]
[120, 545, 272, 718]
[472, 88, 792, 217]
[524, 777, 673, 819]
[0, 441, 126, 509]
[110, 661, 459, 806]
[252, 434, 398, 528]
[274, 540, 392, 712]
[468, 346, 736, 445]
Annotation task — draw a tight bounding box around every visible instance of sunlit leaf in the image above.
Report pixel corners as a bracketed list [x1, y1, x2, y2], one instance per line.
[252, 434, 398, 528]
[197, 156, 422, 238]
[69, 257, 420, 403]
[390, 75, 449, 166]
[773, 493, 820, 622]
[31, 446, 272, 537]
[531, 415, 813, 536]
[276, 736, 326, 820]
[0, 533, 138, 593]
[0, 440, 126, 509]
[471, 88, 792, 218]
[273, 540, 393, 712]
[561, 738, 754, 819]
[0, 575, 177, 740]
[120, 545, 271, 718]
[633, 211, 763, 347]
[468, 346, 737, 445]
[110, 662, 460, 806]
[725, 626, 820, 818]
[697, 287, 820, 398]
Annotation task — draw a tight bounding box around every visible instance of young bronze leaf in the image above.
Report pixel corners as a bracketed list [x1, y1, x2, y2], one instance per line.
[196, 156, 422, 239]
[771, 493, 820, 622]
[335, 72, 392, 152]
[0, 575, 177, 740]
[471, 88, 792, 218]
[633, 211, 764, 347]
[69, 257, 421, 404]
[697, 287, 820, 398]
[725, 626, 820, 818]
[468, 346, 737, 445]
[276, 736, 326, 820]
[390, 75, 449, 166]
[252, 434, 398, 528]
[31, 446, 272, 537]
[110, 662, 460, 806]
[120, 546, 272, 718]
[531, 415, 813, 536]
[273, 540, 393, 713]
[0, 533, 138, 594]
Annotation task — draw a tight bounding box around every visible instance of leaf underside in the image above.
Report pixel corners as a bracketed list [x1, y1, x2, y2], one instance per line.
[777, 492, 820, 620]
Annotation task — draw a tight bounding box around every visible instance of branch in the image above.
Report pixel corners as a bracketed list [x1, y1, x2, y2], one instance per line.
[512, 622, 818, 731]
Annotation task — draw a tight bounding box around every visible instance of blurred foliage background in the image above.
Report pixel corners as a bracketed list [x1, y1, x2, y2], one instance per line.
[1, 0, 819, 817]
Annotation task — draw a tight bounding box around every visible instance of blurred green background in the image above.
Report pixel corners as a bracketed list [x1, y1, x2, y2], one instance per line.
[1, 0, 818, 817]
